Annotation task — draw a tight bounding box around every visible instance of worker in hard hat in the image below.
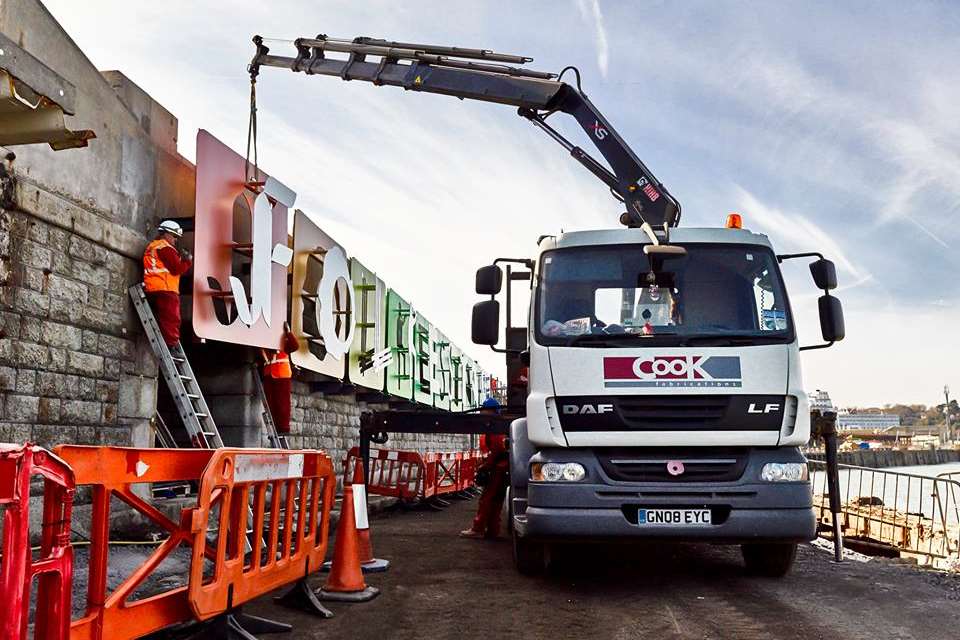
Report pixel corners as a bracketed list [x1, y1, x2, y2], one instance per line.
[260, 323, 300, 433]
[142, 220, 192, 346]
[460, 396, 510, 539]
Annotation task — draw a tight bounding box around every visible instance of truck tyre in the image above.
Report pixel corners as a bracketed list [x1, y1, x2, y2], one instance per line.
[741, 542, 797, 577]
[513, 527, 547, 575]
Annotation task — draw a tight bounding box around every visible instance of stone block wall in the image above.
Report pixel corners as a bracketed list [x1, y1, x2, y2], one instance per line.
[0, 197, 157, 448]
[286, 382, 472, 478]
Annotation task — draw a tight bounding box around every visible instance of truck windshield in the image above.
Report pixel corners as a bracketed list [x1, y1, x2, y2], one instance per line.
[536, 244, 793, 346]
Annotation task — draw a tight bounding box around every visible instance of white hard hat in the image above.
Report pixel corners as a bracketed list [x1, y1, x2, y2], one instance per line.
[158, 220, 183, 237]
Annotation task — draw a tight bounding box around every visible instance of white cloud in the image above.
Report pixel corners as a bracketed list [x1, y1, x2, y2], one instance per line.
[576, 0, 609, 78]
[733, 185, 867, 281]
[606, 19, 959, 254]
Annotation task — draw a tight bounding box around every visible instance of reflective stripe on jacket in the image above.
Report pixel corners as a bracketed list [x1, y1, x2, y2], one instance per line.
[263, 351, 293, 379]
[142, 239, 180, 293]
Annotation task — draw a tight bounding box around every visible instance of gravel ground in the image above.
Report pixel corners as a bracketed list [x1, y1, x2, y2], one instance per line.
[236, 497, 960, 640]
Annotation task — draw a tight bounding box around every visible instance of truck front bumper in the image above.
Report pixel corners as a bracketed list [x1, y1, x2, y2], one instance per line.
[515, 447, 816, 543]
[519, 505, 815, 543]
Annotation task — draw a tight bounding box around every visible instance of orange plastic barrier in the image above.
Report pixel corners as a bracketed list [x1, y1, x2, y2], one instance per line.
[345, 447, 481, 502]
[54, 446, 335, 640]
[344, 447, 425, 501]
[188, 449, 336, 620]
[0, 444, 75, 640]
[458, 451, 484, 491]
[422, 452, 462, 498]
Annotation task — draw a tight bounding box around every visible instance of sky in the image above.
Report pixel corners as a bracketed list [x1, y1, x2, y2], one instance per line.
[43, 1, 960, 408]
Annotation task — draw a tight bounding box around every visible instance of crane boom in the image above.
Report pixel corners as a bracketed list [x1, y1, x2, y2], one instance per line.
[248, 34, 681, 228]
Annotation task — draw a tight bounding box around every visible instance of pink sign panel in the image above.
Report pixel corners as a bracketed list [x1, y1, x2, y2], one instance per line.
[192, 129, 295, 349]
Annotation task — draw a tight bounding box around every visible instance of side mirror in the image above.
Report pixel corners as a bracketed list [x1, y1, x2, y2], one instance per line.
[809, 259, 837, 290]
[472, 300, 500, 345]
[818, 294, 845, 343]
[475, 265, 503, 295]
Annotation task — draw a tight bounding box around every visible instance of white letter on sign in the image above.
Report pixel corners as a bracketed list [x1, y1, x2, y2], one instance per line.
[316, 245, 355, 359]
[231, 177, 296, 328]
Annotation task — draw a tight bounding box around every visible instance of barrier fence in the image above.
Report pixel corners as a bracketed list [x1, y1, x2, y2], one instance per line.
[809, 459, 960, 566]
[0, 444, 338, 640]
[188, 448, 336, 620]
[0, 444, 75, 640]
[344, 447, 484, 502]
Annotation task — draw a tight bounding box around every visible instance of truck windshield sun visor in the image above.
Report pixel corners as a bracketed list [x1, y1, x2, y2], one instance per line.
[535, 243, 794, 347]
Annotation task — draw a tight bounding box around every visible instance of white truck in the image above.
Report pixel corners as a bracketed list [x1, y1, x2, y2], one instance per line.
[471, 222, 844, 576]
[250, 34, 845, 576]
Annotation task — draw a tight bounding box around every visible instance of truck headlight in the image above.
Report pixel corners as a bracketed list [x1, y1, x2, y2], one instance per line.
[760, 462, 808, 482]
[531, 462, 586, 482]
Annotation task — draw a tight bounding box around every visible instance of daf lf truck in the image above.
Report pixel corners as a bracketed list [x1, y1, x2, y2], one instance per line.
[471, 220, 844, 576]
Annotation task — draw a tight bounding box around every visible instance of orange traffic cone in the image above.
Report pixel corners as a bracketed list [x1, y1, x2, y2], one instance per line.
[323, 461, 390, 573]
[353, 462, 390, 573]
[316, 478, 380, 603]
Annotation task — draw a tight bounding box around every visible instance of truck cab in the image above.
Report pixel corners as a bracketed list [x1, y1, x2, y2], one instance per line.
[472, 221, 845, 576]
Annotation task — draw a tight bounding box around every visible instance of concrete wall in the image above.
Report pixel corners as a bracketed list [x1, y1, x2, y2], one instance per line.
[0, 1, 471, 466]
[807, 449, 960, 468]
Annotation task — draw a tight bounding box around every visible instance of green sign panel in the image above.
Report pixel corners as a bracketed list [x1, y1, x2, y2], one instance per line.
[413, 312, 433, 407]
[385, 289, 414, 400]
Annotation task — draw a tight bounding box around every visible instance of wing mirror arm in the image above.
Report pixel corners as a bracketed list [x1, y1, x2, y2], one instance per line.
[779, 253, 845, 351]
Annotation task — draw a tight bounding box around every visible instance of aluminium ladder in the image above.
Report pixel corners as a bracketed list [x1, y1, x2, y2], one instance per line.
[128, 284, 224, 448]
[251, 363, 289, 450]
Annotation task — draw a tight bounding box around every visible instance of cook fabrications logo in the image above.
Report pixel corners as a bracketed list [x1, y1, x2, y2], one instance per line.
[603, 355, 742, 388]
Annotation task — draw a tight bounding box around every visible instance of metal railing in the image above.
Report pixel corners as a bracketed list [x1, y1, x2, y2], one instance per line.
[809, 460, 960, 564]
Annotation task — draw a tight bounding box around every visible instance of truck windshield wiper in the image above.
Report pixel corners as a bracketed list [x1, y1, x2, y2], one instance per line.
[681, 334, 788, 346]
[563, 334, 615, 347]
[562, 331, 681, 347]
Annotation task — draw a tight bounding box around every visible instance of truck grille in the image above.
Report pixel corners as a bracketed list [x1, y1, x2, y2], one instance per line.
[616, 396, 729, 429]
[597, 448, 749, 483]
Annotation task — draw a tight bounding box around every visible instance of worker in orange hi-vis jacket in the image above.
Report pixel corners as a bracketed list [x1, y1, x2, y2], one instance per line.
[461, 397, 509, 539]
[260, 324, 301, 433]
[142, 220, 192, 346]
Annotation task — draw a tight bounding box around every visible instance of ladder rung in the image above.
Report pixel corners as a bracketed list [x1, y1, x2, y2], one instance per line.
[179, 375, 193, 381]
[202, 430, 216, 436]
[187, 394, 200, 400]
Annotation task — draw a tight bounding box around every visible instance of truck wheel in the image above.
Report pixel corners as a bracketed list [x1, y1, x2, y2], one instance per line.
[741, 543, 797, 577]
[513, 528, 547, 575]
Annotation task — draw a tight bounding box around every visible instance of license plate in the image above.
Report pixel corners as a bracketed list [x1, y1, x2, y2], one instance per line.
[638, 508, 712, 526]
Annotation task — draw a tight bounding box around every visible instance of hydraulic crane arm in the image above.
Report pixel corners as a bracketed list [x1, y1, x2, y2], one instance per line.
[248, 35, 681, 228]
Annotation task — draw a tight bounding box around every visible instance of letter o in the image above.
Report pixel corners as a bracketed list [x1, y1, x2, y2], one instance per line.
[316, 246, 356, 358]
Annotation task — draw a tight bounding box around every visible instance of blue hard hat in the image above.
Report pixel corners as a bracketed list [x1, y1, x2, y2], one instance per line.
[482, 397, 501, 409]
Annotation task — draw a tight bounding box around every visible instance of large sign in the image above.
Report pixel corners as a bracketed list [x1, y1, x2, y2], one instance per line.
[193, 131, 493, 408]
[193, 130, 294, 349]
